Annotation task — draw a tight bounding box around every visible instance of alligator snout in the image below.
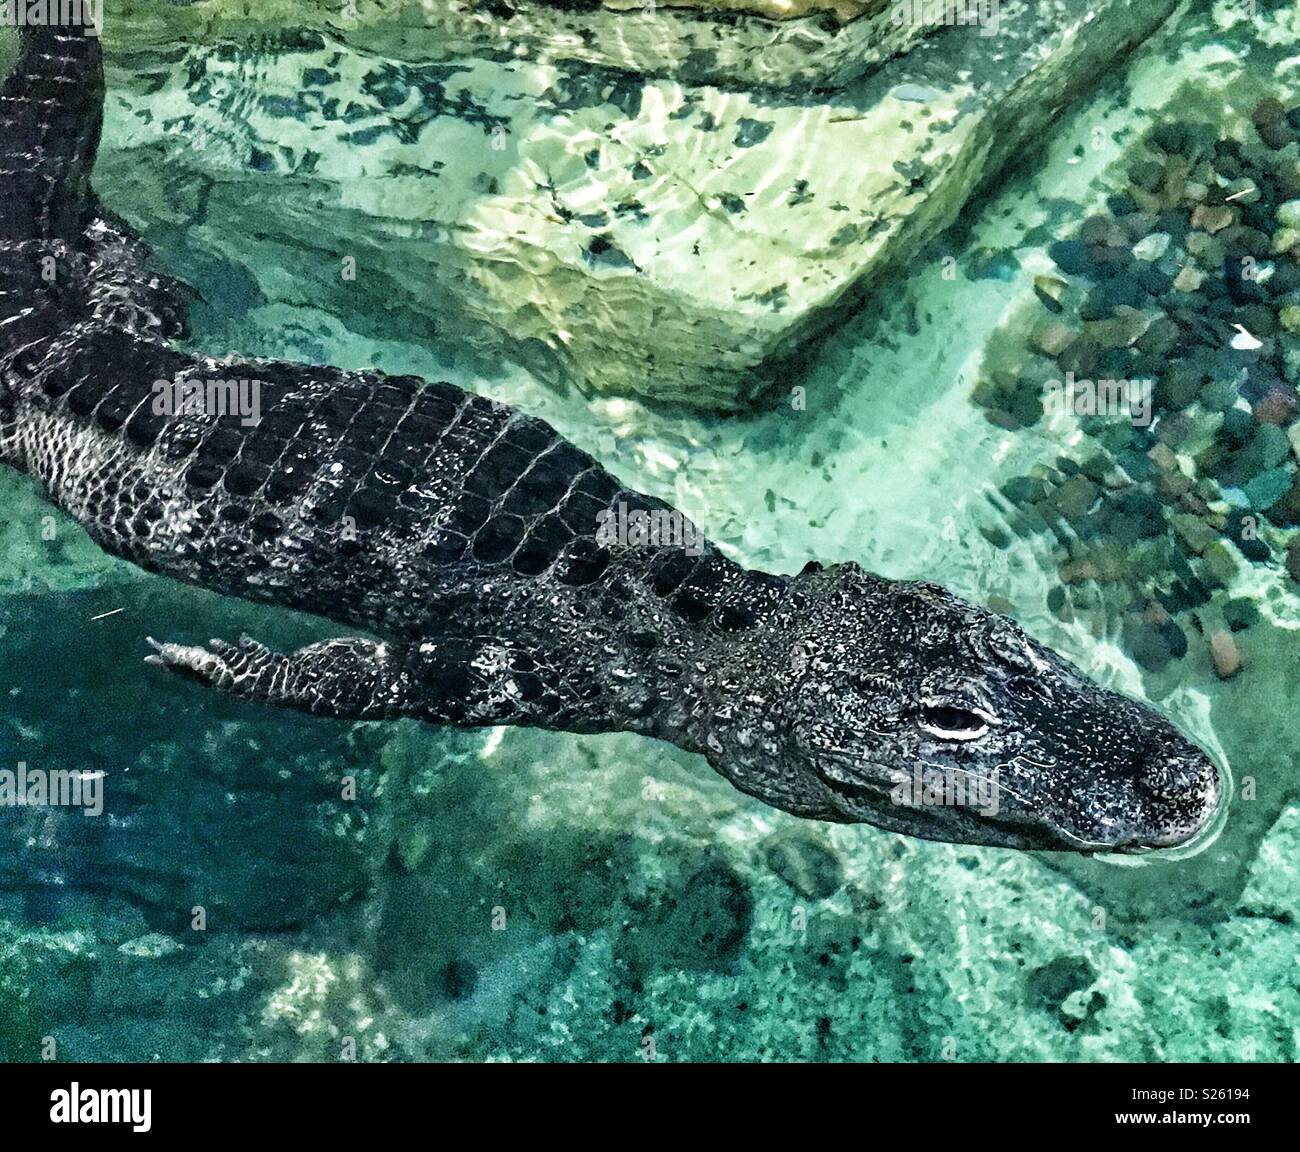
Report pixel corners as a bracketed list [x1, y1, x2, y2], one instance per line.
[1047, 722, 1224, 854]
[1121, 747, 1222, 851]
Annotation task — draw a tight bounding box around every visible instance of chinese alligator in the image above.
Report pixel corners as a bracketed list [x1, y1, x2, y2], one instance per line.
[0, 26, 1222, 852]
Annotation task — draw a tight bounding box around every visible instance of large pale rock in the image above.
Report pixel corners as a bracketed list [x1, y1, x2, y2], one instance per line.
[114, 0, 940, 92]
[99, 0, 1182, 410]
[1238, 805, 1300, 924]
[101, 0, 1183, 410]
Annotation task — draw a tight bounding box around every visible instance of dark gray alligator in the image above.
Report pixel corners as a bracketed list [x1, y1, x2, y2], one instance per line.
[0, 26, 1222, 852]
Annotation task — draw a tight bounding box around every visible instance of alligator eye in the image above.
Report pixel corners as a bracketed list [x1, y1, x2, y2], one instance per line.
[918, 705, 990, 742]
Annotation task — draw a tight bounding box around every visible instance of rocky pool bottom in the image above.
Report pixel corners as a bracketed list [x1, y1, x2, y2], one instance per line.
[0, 573, 1294, 1062]
[2, 4, 1300, 1063]
[976, 93, 1300, 688]
[0, 553, 1295, 1062]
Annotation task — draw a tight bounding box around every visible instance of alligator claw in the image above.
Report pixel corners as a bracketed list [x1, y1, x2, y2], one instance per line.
[143, 637, 236, 688]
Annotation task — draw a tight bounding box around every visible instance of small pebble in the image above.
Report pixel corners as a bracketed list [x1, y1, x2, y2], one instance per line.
[892, 83, 940, 103]
[1277, 199, 1300, 229]
[1239, 423, 1289, 475]
[1155, 470, 1194, 503]
[1223, 225, 1272, 260]
[1086, 306, 1150, 348]
[1148, 442, 1178, 471]
[1223, 597, 1259, 631]
[1273, 226, 1300, 254]
[1119, 211, 1160, 241]
[1049, 476, 1098, 523]
[1032, 319, 1076, 357]
[1033, 274, 1068, 313]
[1288, 536, 1300, 582]
[1253, 98, 1288, 127]
[1129, 159, 1164, 192]
[1243, 467, 1293, 510]
[1252, 98, 1293, 149]
[1200, 540, 1239, 588]
[1132, 232, 1171, 261]
[1185, 231, 1226, 266]
[1253, 387, 1297, 426]
[1209, 630, 1242, 679]
[1155, 411, 1194, 447]
[1048, 240, 1091, 275]
[1136, 315, 1180, 358]
[1257, 118, 1294, 151]
[1192, 204, 1235, 234]
[1123, 609, 1181, 671]
[1265, 472, 1300, 525]
[1099, 272, 1145, 309]
[1149, 122, 1189, 154]
[1172, 512, 1218, 554]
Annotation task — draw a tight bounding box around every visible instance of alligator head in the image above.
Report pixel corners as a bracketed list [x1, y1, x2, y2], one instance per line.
[703, 562, 1222, 853]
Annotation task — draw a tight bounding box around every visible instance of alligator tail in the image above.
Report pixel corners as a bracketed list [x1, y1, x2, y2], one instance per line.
[0, 22, 103, 242]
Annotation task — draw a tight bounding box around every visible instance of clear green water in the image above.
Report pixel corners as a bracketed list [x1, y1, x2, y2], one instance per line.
[1, 3, 1298, 1062]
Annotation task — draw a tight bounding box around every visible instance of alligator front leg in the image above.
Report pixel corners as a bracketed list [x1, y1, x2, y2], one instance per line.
[147, 629, 646, 732]
[145, 634, 411, 720]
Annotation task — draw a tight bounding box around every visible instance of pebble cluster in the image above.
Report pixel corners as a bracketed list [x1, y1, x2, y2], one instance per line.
[976, 98, 1300, 679]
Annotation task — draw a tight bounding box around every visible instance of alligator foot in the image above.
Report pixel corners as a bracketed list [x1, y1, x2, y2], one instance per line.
[145, 634, 410, 719]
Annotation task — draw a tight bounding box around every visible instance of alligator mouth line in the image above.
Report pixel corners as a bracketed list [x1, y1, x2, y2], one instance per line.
[816, 749, 1060, 849]
[817, 746, 1223, 853]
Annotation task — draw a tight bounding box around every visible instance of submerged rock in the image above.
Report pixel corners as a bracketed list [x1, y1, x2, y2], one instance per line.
[1200, 539, 1239, 588]
[1239, 806, 1300, 923]
[1209, 629, 1242, 679]
[1191, 203, 1235, 234]
[619, 860, 754, 975]
[1287, 537, 1300, 583]
[1026, 955, 1097, 1021]
[1031, 318, 1077, 356]
[765, 831, 845, 900]
[102, 0, 1185, 409]
[120, 0, 938, 93]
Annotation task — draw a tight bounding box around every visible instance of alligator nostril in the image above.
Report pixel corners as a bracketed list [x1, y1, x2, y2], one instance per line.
[1129, 752, 1221, 849]
[1135, 766, 1181, 802]
[1135, 752, 1208, 802]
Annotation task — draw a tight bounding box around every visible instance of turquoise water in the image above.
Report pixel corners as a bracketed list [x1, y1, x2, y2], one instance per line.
[2, 1, 1299, 1061]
